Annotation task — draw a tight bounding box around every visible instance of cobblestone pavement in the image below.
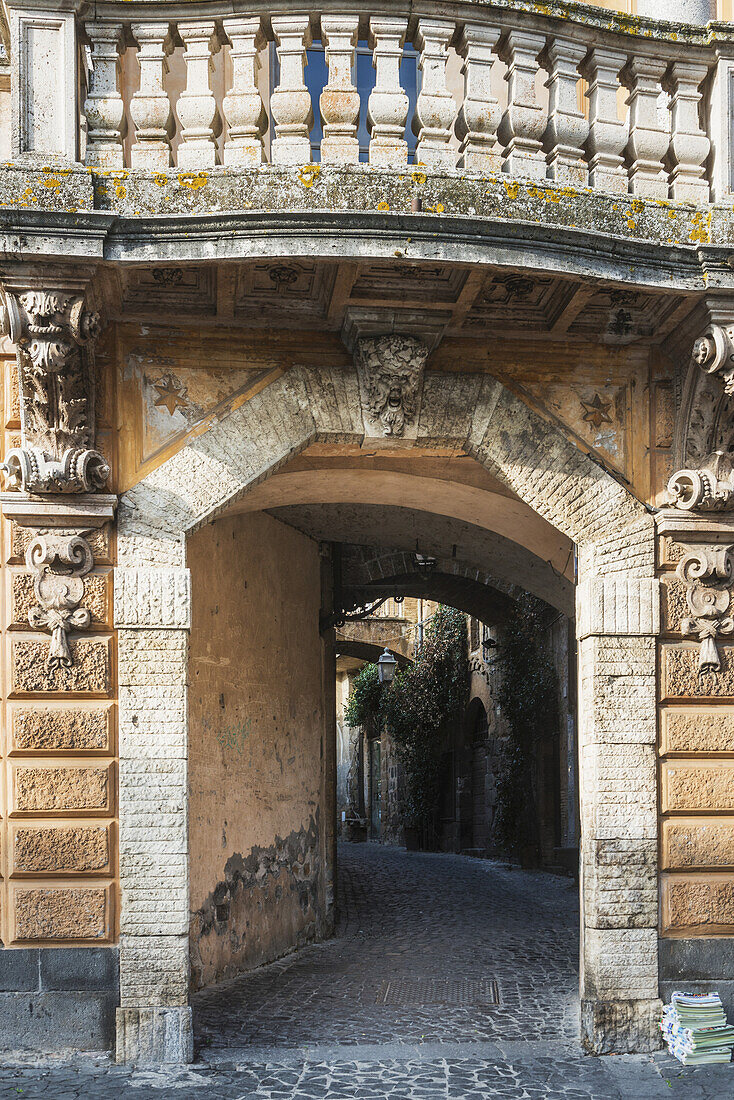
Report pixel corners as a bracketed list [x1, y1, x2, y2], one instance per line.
[1, 843, 733, 1098]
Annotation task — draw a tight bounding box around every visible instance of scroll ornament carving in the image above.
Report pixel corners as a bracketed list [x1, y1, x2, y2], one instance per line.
[0, 287, 110, 493]
[355, 334, 429, 437]
[25, 532, 94, 669]
[676, 545, 734, 674]
[670, 324, 734, 511]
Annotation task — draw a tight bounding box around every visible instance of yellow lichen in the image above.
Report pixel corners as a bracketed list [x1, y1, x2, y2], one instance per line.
[153, 173, 168, 188]
[377, 200, 390, 211]
[411, 168, 427, 186]
[504, 180, 520, 200]
[688, 209, 712, 244]
[298, 164, 320, 187]
[178, 172, 209, 190]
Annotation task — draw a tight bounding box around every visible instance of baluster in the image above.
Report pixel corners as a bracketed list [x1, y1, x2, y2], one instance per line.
[177, 22, 220, 168]
[497, 31, 547, 180]
[320, 16, 359, 165]
[414, 20, 456, 168]
[319, 16, 360, 164]
[581, 48, 628, 194]
[130, 23, 173, 170]
[84, 22, 125, 169]
[368, 18, 409, 167]
[222, 18, 266, 166]
[542, 39, 589, 185]
[270, 16, 313, 165]
[623, 57, 669, 198]
[455, 24, 502, 173]
[667, 62, 711, 202]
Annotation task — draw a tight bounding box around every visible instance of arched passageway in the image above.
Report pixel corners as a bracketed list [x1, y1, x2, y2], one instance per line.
[114, 365, 659, 1063]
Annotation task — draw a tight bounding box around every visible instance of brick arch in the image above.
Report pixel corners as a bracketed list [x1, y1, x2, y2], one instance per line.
[114, 364, 660, 1065]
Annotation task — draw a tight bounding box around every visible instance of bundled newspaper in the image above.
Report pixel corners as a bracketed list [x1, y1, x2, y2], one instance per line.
[661, 992, 734, 1065]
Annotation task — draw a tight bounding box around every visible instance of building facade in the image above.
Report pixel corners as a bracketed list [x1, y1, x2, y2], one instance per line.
[0, 0, 733, 1068]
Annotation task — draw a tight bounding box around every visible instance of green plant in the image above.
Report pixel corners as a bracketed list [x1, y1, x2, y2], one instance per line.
[382, 606, 469, 844]
[492, 593, 559, 858]
[344, 661, 383, 736]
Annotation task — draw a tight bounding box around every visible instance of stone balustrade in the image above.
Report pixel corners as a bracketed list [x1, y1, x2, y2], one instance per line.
[9, 0, 734, 201]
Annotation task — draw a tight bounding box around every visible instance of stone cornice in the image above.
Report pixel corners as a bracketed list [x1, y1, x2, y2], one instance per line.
[0, 173, 729, 291]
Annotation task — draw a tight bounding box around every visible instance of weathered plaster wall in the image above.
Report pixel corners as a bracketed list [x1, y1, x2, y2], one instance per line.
[187, 510, 327, 991]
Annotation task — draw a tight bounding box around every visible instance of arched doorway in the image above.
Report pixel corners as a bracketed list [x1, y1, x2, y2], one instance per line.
[114, 364, 660, 1061]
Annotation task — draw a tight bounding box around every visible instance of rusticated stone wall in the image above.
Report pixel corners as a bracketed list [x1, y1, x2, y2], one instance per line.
[657, 513, 734, 1015]
[0, 345, 119, 1050]
[187, 511, 328, 990]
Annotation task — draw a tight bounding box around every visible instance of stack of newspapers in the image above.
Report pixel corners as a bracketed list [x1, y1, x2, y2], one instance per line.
[661, 992, 734, 1065]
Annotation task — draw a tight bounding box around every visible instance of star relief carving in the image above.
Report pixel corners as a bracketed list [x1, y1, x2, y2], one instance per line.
[153, 372, 189, 416]
[581, 393, 614, 430]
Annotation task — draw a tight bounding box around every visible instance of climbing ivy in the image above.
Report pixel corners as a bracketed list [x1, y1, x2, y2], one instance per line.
[492, 593, 559, 861]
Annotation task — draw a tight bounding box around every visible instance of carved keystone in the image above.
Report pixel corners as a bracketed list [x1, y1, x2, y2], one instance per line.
[353, 334, 429, 441]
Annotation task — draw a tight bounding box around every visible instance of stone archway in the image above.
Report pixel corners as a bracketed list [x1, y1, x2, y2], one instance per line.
[114, 359, 660, 1062]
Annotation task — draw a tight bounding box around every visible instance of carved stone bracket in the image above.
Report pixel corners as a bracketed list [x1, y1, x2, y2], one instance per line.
[0, 269, 110, 494]
[25, 531, 94, 669]
[353, 334, 429, 440]
[676, 544, 734, 674]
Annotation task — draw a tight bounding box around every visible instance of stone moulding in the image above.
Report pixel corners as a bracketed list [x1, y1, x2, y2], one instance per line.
[0, 270, 110, 495]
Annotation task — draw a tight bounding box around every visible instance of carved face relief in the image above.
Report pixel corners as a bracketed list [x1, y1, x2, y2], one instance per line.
[693, 335, 716, 369]
[355, 334, 429, 438]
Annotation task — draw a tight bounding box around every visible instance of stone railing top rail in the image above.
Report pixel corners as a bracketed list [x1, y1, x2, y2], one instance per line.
[73, 0, 734, 49]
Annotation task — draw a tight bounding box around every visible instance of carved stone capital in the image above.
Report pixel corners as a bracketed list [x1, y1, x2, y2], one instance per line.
[354, 334, 429, 440]
[0, 269, 110, 495]
[25, 531, 95, 669]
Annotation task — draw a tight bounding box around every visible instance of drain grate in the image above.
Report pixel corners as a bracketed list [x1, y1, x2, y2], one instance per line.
[375, 978, 500, 1006]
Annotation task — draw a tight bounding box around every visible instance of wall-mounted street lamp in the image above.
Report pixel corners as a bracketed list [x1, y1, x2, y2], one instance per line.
[378, 648, 398, 684]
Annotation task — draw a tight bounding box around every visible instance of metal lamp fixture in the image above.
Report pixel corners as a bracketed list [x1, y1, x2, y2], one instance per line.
[378, 648, 397, 683]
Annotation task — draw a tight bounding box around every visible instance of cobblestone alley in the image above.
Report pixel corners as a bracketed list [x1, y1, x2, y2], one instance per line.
[1, 844, 732, 1098]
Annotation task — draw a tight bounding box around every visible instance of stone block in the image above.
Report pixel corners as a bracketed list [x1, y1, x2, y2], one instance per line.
[582, 927, 659, 1000]
[13, 824, 111, 874]
[583, 838, 657, 928]
[117, 630, 186, 688]
[660, 760, 734, 812]
[11, 636, 112, 695]
[576, 577, 659, 639]
[662, 819, 734, 869]
[581, 997, 663, 1054]
[660, 707, 734, 754]
[662, 644, 734, 699]
[13, 763, 112, 814]
[0, 948, 39, 991]
[659, 936, 734, 981]
[14, 886, 110, 941]
[11, 703, 113, 753]
[119, 935, 189, 1006]
[114, 568, 191, 629]
[10, 570, 111, 629]
[115, 1005, 192, 1064]
[662, 874, 734, 933]
[39, 947, 119, 991]
[0, 991, 116, 1051]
